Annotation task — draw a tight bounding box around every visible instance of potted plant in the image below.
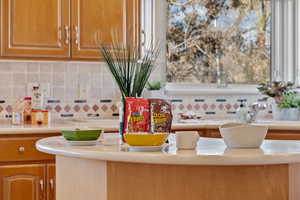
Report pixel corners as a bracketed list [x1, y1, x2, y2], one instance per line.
[146, 81, 164, 98]
[100, 40, 160, 139]
[277, 92, 300, 120]
[257, 81, 295, 120]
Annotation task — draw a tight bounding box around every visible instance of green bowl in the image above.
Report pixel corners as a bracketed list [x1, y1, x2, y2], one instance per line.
[61, 129, 103, 141]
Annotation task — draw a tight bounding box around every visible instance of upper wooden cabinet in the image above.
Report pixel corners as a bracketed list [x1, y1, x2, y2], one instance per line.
[0, 0, 140, 60]
[71, 0, 140, 59]
[1, 0, 70, 58]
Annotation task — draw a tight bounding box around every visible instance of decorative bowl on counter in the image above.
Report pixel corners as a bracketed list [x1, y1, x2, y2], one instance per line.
[124, 132, 169, 146]
[61, 129, 103, 141]
[219, 123, 268, 149]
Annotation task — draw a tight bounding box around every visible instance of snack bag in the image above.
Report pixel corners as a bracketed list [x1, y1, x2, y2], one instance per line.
[124, 97, 150, 133]
[150, 99, 173, 133]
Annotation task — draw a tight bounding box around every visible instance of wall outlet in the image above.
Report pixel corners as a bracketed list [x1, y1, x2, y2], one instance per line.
[40, 83, 51, 98]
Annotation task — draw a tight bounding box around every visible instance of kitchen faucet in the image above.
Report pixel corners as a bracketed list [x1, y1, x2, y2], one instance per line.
[246, 102, 268, 123]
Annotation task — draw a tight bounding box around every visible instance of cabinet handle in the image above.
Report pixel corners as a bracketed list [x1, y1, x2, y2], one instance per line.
[18, 146, 25, 152]
[64, 25, 70, 44]
[39, 179, 44, 192]
[49, 178, 54, 191]
[74, 25, 79, 45]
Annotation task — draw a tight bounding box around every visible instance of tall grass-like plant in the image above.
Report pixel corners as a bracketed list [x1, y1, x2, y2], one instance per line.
[100, 39, 160, 139]
[100, 41, 160, 98]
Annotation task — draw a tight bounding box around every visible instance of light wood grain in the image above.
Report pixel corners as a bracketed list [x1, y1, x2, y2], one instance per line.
[1, 0, 70, 57]
[0, 137, 55, 162]
[71, 0, 140, 58]
[289, 163, 300, 200]
[0, 164, 46, 200]
[107, 162, 289, 200]
[47, 164, 56, 200]
[56, 156, 107, 200]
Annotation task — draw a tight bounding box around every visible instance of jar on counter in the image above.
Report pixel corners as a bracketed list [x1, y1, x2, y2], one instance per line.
[23, 97, 32, 125]
[32, 110, 49, 126]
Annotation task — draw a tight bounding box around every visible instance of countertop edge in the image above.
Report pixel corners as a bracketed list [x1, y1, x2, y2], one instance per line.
[36, 136, 300, 166]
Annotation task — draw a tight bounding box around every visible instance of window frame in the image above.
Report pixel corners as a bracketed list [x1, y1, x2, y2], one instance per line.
[141, 0, 298, 95]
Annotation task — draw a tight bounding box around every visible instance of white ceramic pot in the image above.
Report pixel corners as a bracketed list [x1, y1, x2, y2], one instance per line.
[219, 123, 268, 149]
[272, 104, 299, 121]
[271, 103, 282, 120]
[147, 89, 165, 98]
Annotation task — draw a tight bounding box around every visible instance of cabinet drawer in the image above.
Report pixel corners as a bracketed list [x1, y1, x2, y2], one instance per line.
[0, 137, 54, 161]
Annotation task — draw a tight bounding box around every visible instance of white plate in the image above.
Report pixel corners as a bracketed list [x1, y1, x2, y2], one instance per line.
[66, 140, 98, 146]
[129, 145, 163, 152]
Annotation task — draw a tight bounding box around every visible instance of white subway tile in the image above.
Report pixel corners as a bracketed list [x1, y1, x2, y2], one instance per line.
[53, 63, 66, 73]
[27, 63, 40, 73]
[13, 73, 26, 85]
[40, 63, 53, 73]
[39, 73, 52, 83]
[27, 73, 39, 82]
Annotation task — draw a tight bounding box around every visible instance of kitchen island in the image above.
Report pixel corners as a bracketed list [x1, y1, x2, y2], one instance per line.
[37, 136, 300, 200]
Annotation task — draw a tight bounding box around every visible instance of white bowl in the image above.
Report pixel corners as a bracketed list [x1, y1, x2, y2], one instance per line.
[219, 123, 268, 148]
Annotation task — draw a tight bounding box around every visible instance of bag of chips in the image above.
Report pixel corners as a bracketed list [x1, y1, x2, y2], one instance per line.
[149, 99, 173, 133]
[124, 97, 150, 133]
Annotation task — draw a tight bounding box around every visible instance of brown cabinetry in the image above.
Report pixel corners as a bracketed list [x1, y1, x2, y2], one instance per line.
[1, 0, 70, 58]
[46, 165, 55, 200]
[71, 0, 139, 59]
[0, 0, 140, 60]
[0, 133, 59, 200]
[0, 164, 46, 200]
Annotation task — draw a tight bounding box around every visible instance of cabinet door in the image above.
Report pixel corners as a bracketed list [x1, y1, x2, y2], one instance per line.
[1, 0, 70, 58]
[0, 164, 46, 200]
[46, 165, 55, 200]
[71, 0, 140, 59]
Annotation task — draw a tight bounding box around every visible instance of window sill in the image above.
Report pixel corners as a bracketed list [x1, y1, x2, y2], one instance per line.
[165, 83, 260, 96]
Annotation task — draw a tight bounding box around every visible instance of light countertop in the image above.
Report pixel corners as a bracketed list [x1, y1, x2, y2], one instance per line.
[37, 136, 300, 165]
[0, 118, 300, 134]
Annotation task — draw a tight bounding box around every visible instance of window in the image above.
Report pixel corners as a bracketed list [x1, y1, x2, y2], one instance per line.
[167, 0, 271, 84]
[142, 0, 299, 94]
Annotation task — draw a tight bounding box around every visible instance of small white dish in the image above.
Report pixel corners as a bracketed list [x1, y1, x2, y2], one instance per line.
[176, 131, 199, 150]
[66, 140, 98, 146]
[129, 145, 163, 152]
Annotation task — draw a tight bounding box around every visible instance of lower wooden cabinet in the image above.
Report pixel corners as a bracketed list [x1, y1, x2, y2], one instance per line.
[0, 164, 46, 200]
[47, 165, 55, 200]
[0, 133, 59, 200]
[0, 164, 55, 200]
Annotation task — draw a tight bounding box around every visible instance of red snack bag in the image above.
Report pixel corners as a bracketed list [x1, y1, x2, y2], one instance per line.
[124, 97, 150, 133]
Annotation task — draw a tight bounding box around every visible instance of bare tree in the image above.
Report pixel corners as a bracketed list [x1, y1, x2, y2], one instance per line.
[167, 0, 271, 84]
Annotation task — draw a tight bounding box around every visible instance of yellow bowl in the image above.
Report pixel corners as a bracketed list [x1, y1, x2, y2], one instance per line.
[124, 133, 169, 146]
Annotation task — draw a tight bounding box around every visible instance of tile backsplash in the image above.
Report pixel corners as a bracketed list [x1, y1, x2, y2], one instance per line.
[0, 61, 269, 120]
[0, 61, 122, 119]
[0, 61, 121, 101]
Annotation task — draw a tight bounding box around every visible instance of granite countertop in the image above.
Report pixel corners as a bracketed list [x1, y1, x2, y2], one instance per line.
[1, 118, 300, 134]
[36, 136, 300, 165]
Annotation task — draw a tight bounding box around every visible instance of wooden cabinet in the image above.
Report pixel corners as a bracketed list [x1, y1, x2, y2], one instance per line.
[1, 0, 70, 58]
[46, 165, 55, 200]
[0, 133, 59, 200]
[0, 164, 46, 200]
[71, 0, 140, 59]
[0, 0, 140, 60]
